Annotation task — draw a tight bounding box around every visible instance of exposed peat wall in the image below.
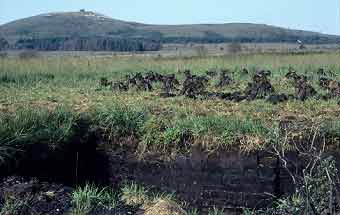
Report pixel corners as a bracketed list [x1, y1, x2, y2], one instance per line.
[1, 118, 340, 213]
[0, 119, 110, 186]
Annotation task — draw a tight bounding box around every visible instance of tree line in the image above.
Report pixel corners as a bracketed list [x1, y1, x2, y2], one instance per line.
[1, 33, 339, 52]
[160, 35, 340, 44]
[0, 37, 162, 51]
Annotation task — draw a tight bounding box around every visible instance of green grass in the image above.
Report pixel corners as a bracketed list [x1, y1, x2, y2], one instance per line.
[1, 52, 340, 158]
[71, 182, 200, 214]
[141, 114, 272, 153]
[0, 194, 35, 215]
[0, 199, 27, 215]
[91, 104, 146, 140]
[2, 52, 340, 215]
[121, 182, 150, 206]
[208, 207, 225, 215]
[120, 182, 178, 206]
[71, 184, 118, 215]
[0, 106, 76, 166]
[186, 208, 199, 215]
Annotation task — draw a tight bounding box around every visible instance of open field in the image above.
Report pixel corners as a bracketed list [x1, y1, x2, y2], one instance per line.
[1, 52, 340, 125]
[1, 52, 340, 214]
[3, 42, 340, 57]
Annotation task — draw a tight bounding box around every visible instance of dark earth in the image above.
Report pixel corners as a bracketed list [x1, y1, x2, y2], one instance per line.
[0, 177, 140, 215]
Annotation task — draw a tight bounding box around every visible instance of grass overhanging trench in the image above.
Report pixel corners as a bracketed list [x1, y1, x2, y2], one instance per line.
[1, 103, 340, 170]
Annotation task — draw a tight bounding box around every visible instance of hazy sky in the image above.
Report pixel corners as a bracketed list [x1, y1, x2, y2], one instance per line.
[1, 0, 340, 35]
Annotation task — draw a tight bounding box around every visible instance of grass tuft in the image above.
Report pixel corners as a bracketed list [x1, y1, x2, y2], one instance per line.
[71, 184, 118, 215]
[0, 106, 76, 166]
[121, 182, 149, 206]
[92, 105, 146, 140]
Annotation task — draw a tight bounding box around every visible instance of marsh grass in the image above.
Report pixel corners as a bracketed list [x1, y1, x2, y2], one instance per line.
[0, 106, 76, 166]
[121, 182, 149, 206]
[0, 200, 20, 215]
[141, 114, 271, 153]
[208, 207, 225, 215]
[2, 53, 340, 215]
[321, 120, 340, 142]
[1, 53, 340, 155]
[186, 208, 199, 215]
[0, 196, 33, 215]
[121, 182, 178, 207]
[71, 183, 118, 215]
[91, 104, 146, 140]
[1, 53, 340, 88]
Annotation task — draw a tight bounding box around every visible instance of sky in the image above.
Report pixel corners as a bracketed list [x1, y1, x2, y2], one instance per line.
[1, 0, 340, 35]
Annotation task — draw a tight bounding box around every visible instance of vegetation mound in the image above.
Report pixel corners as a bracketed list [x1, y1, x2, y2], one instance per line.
[144, 199, 186, 215]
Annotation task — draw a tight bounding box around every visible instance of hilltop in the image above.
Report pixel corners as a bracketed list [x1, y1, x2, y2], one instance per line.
[0, 10, 339, 51]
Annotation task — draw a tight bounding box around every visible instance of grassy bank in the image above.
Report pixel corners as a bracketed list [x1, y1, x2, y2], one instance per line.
[1, 52, 340, 157]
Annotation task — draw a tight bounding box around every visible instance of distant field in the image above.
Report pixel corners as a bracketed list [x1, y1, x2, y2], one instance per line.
[2, 42, 339, 57]
[161, 42, 340, 56]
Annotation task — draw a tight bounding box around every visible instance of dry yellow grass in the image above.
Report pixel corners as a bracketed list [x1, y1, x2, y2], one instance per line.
[144, 199, 186, 215]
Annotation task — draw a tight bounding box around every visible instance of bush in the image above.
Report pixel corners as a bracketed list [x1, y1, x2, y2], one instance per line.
[246, 156, 340, 215]
[273, 157, 339, 214]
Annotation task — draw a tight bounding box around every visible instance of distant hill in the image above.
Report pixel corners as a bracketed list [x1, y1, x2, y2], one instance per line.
[0, 10, 339, 51]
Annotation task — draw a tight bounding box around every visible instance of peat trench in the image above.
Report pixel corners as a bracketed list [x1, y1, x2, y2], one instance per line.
[1, 121, 339, 214]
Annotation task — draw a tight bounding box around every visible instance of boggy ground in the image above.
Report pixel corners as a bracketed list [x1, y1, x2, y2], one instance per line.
[2, 52, 340, 121]
[0, 176, 171, 215]
[1, 52, 340, 214]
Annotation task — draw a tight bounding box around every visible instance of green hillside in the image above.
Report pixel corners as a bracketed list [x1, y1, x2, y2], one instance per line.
[0, 10, 339, 51]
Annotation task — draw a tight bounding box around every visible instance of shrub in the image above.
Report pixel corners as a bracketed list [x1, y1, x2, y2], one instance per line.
[273, 157, 339, 214]
[321, 120, 340, 138]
